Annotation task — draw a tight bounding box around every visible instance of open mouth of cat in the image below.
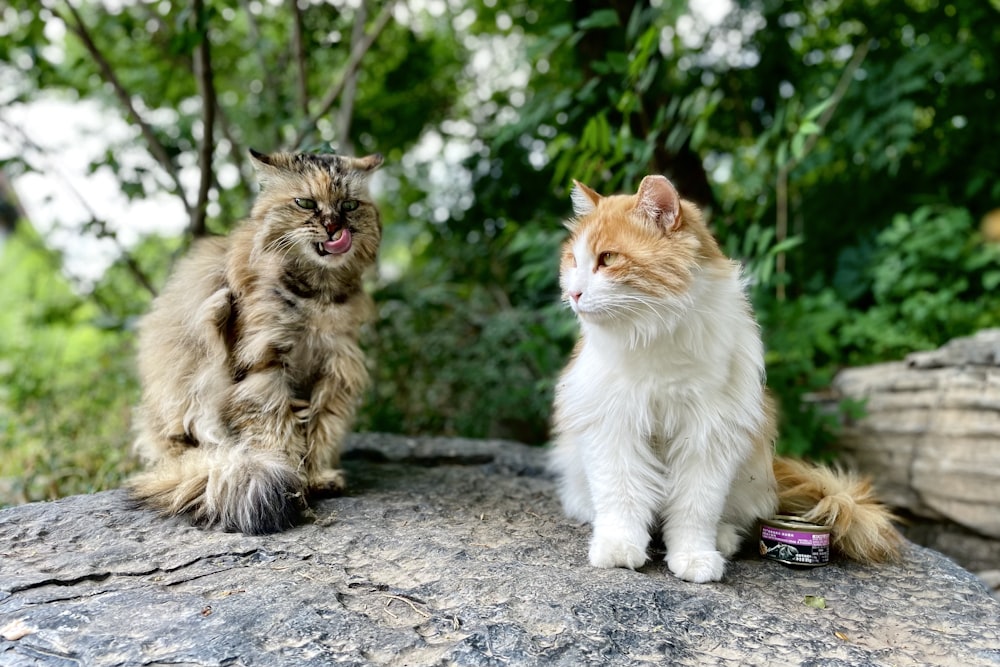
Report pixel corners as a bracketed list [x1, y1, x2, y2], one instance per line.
[316, 228, 352, 257]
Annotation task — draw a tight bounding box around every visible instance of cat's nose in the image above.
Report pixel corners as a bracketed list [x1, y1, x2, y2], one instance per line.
[325, 221, 341, 235]
[570, 291, 582, 303]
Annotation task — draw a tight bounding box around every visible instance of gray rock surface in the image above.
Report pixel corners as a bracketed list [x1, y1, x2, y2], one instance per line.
[830, 328, 1000, 581]
[2, 433, 999, 667]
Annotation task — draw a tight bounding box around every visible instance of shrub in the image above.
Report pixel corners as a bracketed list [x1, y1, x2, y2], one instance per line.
[759, 205, 1000, 456]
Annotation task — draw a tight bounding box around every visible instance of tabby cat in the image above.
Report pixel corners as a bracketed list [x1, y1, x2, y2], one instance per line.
[130, 149, 383, 535]
[550, 174, 901, 583]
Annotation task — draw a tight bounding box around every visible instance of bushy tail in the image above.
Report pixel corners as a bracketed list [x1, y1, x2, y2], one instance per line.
[128, 447, 305, 535]
[773, 456, 902, 563]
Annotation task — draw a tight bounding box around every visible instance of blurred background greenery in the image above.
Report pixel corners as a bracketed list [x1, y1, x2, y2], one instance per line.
[2, 0, 999, 505]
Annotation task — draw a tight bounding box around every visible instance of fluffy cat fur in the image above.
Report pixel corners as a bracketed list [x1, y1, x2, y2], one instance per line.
[130, 149, 383, 535]
[550, 174, 901, 582]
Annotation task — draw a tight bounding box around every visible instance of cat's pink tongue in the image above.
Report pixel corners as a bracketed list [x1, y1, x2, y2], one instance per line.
[323, 228, 352, 255]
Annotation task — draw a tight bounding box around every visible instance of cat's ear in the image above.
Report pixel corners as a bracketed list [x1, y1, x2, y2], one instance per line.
[570, 180, 601, 219]
[635, 175, 681, 232]
[249, 148, 292, 171]
[347, 153, 384, 173]
[249, 148, 272, 166]
[248, 148, 288, 185]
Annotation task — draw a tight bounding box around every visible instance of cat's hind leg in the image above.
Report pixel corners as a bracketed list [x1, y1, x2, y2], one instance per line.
[216, 366, 309, 532]
[549, 435, 595, 523]
[130, 360, 305, 534]
[719, 433, 779, 557]
[129, 440, 306, 535]
[715, 522, 744, 559]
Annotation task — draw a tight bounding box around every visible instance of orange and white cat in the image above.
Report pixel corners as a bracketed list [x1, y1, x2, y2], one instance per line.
[550, 174, 900, 583]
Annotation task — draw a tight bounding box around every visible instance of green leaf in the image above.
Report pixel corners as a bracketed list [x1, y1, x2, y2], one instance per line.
[596, 113, 611, 153]
[770, 236, 804, 256]
[605, 51, 629, 74]
[635, 61, 659, 94]
[625, 4, 645, 41]
[791, 133, 806, 160]
[798, 120, 821, 136]
[691, 118, 707, 149]
[526, 23, 573, 60]
[547, 22, 574, 41]
[776, 141, 788, 167]
[803, 595, 827, 609]
[577, 9, 620, 30]
[803, 96, 834, 122]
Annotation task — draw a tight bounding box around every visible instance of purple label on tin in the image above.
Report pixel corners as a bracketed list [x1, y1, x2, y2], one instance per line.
[761, 526, 830, 548]
[760, 523, 831, 565]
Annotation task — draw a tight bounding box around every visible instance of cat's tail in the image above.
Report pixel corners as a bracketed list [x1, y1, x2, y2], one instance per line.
[128, 446, 305, 535]
[773, 456, 903, 563]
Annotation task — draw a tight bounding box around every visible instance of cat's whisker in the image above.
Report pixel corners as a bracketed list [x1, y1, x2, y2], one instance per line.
[264, 233, 299, 260]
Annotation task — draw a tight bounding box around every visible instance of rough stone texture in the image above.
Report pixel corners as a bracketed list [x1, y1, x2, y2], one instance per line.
[2, 433, 1000, 667]
[830, 328, 1000, 578]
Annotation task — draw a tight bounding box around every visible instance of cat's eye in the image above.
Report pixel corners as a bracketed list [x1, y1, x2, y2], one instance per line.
[598, 251, 619, 268]
[341, 199, 360, 213]
[294, 198, 317, 210]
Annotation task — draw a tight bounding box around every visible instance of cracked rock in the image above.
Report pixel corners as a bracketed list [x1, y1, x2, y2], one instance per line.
[2, 433, 999, 666]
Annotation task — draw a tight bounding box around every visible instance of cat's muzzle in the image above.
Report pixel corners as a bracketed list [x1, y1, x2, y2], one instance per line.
[317, 227, 352, 256]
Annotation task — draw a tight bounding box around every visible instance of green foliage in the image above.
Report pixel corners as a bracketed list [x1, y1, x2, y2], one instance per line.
[761, 206, 1000, 456]
[2, 0, 465, 230]
[837, 206, 1000, 359]
[358, 223, 575, 443]
[0, 227, 139, 505]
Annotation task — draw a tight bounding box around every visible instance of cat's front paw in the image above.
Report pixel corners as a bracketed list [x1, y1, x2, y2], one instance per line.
[667, 549, 726, 583]
[307, 469, 346, 498]
[589, 527, 649, 570]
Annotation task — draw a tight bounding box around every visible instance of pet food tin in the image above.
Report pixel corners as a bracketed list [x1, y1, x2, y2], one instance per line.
[759, 515, 831, 567]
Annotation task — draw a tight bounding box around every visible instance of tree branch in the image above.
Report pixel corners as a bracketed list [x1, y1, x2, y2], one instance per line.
[238, 0, 284, 147]
[0, 115, 159, 297]
[290, 0, 310, 118]
[135, 2, 247, 206]
[59, 2, 191, 217]
[334, 1, 368, 155]
[191, 0, 217, 238]
[774, 37, 871, 300]
[793, 38, 872, 170]
[291, 0, 397, 150]
[215, 102, 253, 203]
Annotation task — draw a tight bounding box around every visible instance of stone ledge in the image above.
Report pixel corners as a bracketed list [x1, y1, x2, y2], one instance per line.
[830, 328, 1000, 587]
[2, 433, 999, 666]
